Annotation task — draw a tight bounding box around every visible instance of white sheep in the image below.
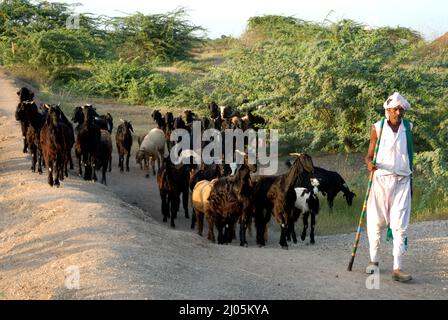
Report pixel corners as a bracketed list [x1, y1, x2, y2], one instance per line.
[136, 128, 168, 178]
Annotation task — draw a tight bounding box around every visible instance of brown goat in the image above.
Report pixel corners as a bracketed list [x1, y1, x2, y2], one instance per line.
[191, 179, 217, 241]
[40, 106, 67, 187]
[116, 120, 134, 172]
[252, 153, 314, 249]
[207, 159, 257, 245]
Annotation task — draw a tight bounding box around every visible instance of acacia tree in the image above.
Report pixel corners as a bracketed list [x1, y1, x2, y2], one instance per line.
[110, 8, 205, 63]
[0, 0, 110, 67]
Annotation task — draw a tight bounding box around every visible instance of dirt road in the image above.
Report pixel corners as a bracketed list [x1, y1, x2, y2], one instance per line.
[1, 71, 447, 300]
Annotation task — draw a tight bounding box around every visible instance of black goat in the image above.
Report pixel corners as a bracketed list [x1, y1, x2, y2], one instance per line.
[74, 105, 101, 181]
[15, 87, 34, 153]
[151, 110, 165, 129]
[72, 106, 112, 133]
[53, 105, 75, 173]
[97, 130, 113, 185]
[295, 166, 356, 212]
[15, 101, 47, 173]
[157, 156, 194, 228]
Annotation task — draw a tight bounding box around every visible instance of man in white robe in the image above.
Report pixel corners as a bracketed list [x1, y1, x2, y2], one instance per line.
[365, 92, 413, 282]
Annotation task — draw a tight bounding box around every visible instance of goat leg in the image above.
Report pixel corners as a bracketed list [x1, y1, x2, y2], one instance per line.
[119, 154, 123, 172]
[255, 216, 266, 247]
[286, 217, 297, 244]
[47, 162, 54, 187]
[31, 146, 37, 172]
[54, 158, 61, 188]
[92, 159, 97, 182]
[161, 193, 168, 222]
[197, 210, 204, 236]
[191, 208, 197, 230]
[102, 165, 107, 186]
[279, 226, 289, 249]
[37, 145, 43, 174]
[126, 154, 130, 172]
[310, 212, 316, 245]
[183, 191, 189, 219]
[169, 195, 177, 228]
[206, 212, 215, 242]
[239, 218, 249, 247]
[23, 138, 28, 154]
[69, 153, 74, 170]
[77, 153, 82, 177]
[301, 212, 309, 242]
[215, 219, 224, 245]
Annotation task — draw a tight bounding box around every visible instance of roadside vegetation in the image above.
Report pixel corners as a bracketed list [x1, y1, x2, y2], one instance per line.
[1, 0, 447, 233]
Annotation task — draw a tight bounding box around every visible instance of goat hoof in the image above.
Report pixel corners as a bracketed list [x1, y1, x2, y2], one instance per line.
[281, 246, 289, 250]
[310, 240, 315, 245]
[163, 217, 168, 223]
[185, 214, 189, 219]
[145, 174, 150, 178]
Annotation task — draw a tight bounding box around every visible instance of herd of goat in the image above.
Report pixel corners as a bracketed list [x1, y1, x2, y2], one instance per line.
[14, 87, 356, 249]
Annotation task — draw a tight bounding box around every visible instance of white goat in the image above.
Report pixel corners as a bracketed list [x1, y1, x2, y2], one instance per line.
[137, 128, 168, 178]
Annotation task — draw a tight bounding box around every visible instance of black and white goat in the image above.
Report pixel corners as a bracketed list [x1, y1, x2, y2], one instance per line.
[288, 178, 320, 244]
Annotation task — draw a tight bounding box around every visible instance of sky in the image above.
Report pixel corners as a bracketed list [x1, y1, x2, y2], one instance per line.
[60, 0, 448, 40]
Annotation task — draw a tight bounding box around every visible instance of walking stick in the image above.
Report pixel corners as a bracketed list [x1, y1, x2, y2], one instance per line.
[347, 117, 385, 271]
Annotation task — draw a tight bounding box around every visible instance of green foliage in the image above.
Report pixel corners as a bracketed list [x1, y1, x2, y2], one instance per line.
[65, 59, 174, 104]
[2, 3, 448, 205]
[110, 8, 205, 63]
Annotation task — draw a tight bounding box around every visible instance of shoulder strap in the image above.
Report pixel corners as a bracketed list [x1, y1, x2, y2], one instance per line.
[402, 119, 414, 173]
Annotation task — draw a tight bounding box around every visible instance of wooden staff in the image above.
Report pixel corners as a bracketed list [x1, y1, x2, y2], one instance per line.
[347, 117, 385, 271]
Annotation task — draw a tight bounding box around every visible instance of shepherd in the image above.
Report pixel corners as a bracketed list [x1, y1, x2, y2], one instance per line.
[365, 92, 414, 282]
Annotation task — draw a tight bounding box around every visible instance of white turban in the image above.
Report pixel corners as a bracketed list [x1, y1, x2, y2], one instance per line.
[383, 92, 411, 110]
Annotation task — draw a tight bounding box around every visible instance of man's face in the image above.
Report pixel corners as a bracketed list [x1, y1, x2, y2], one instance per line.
[387, 106, 405, 123]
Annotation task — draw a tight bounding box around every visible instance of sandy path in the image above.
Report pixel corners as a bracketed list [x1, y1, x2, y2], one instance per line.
[1, 71, 447, 300]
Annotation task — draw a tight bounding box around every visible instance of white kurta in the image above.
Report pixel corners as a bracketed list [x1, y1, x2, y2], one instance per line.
[367, 120, 412, 270]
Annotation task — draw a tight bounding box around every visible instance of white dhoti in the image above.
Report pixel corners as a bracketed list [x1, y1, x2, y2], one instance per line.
[366, 174, 411, 270]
